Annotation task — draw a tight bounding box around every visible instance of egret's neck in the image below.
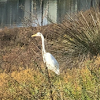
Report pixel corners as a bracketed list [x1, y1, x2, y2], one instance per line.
[41, 34, 46, 54]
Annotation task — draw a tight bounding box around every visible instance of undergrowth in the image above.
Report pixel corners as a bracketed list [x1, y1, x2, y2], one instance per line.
[0, 57, 100, 100]
[0, 8, 100, 100]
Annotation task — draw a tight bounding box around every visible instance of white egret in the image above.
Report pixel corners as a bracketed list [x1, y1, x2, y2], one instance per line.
[31, 32, 60, 75]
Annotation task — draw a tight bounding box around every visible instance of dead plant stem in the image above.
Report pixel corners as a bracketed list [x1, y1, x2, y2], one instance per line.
[45, 64, 53, 100]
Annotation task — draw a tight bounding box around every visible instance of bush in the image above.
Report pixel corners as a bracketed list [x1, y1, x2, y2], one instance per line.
[0, 57, 100, 100]
[55, 8, 100, 58]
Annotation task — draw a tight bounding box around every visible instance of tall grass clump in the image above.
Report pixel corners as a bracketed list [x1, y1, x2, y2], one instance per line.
[55, 8, 100, 59]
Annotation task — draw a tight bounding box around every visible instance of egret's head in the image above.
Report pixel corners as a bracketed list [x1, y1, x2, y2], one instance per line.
[31, 32, 41, 37]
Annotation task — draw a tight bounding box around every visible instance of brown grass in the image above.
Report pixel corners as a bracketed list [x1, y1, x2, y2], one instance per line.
[0, 25, 60, 73]
[0, 8, 100, 99]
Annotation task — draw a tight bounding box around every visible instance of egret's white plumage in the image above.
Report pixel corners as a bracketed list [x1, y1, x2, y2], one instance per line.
[31, 32, 60, 75]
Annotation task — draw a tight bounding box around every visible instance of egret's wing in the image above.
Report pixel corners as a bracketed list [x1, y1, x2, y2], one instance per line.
[43, 53, 60, 75]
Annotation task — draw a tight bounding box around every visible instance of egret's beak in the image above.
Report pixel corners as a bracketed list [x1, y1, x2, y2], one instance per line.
[31, 34, 37, 37]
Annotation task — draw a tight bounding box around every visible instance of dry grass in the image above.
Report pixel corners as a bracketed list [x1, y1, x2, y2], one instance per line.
[52, 8, 100, 59]
[0, 57, 100, 100]
[0, 25, 58, 73]
[0, 8, 100, 99]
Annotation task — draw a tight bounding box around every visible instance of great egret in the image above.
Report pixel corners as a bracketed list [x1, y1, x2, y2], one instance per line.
[31, 32, 60, 75]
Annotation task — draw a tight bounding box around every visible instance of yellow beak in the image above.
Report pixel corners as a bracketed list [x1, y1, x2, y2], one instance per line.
[31, 34, 37, 37]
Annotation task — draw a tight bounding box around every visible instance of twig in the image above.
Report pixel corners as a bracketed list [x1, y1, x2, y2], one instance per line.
[45, 64, 53, 100]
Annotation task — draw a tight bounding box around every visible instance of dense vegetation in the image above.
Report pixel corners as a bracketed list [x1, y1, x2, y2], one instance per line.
[0, 8, 100, 100]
